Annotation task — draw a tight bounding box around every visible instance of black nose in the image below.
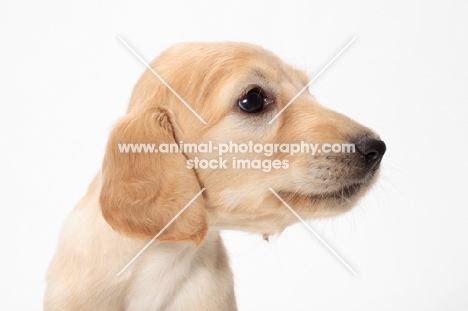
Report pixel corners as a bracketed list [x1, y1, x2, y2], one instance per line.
[355, 137, 386, 169]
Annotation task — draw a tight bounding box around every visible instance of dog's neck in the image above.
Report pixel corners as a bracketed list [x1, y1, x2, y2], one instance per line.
[124, 230, 237, 310]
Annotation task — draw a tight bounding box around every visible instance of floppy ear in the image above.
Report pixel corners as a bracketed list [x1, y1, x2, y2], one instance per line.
[99, 106, 207, 245]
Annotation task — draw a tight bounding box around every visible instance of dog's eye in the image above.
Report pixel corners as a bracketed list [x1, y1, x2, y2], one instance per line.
[238, 89, 267, 113]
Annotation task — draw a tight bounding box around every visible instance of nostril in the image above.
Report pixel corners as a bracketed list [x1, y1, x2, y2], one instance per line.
[365, 149, 380, 163]
[355, 137, 386, 168]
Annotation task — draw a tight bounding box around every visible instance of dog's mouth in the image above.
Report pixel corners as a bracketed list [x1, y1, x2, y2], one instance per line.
[312, 166, 380, 202]
[306, 168, 380, 203]
[309, 182, 363, 201]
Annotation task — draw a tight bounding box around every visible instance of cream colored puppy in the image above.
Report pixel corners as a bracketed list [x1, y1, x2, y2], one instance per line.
[44, 42, 386, 310]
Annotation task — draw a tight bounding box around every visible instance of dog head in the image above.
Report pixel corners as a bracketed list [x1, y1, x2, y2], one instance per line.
[99, 42, 386, 244]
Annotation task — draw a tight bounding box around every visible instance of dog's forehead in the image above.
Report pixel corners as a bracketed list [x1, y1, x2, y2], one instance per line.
[161, 42, 302, 81]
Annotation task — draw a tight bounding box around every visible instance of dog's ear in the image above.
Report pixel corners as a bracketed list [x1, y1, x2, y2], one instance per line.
[99, 106, 207, 245]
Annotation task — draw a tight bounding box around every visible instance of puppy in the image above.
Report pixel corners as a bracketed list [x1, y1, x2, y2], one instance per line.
[44, 42, 385, 310]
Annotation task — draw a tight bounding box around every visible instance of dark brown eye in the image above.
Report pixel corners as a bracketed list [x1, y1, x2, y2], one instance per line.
[238, 89, 266, 113]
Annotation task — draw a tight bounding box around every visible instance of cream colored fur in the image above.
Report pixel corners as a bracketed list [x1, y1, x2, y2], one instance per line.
[45, 42, 384, 310]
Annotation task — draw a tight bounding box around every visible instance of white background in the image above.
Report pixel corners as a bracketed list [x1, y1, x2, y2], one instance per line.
[2, 0, 468, 310]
